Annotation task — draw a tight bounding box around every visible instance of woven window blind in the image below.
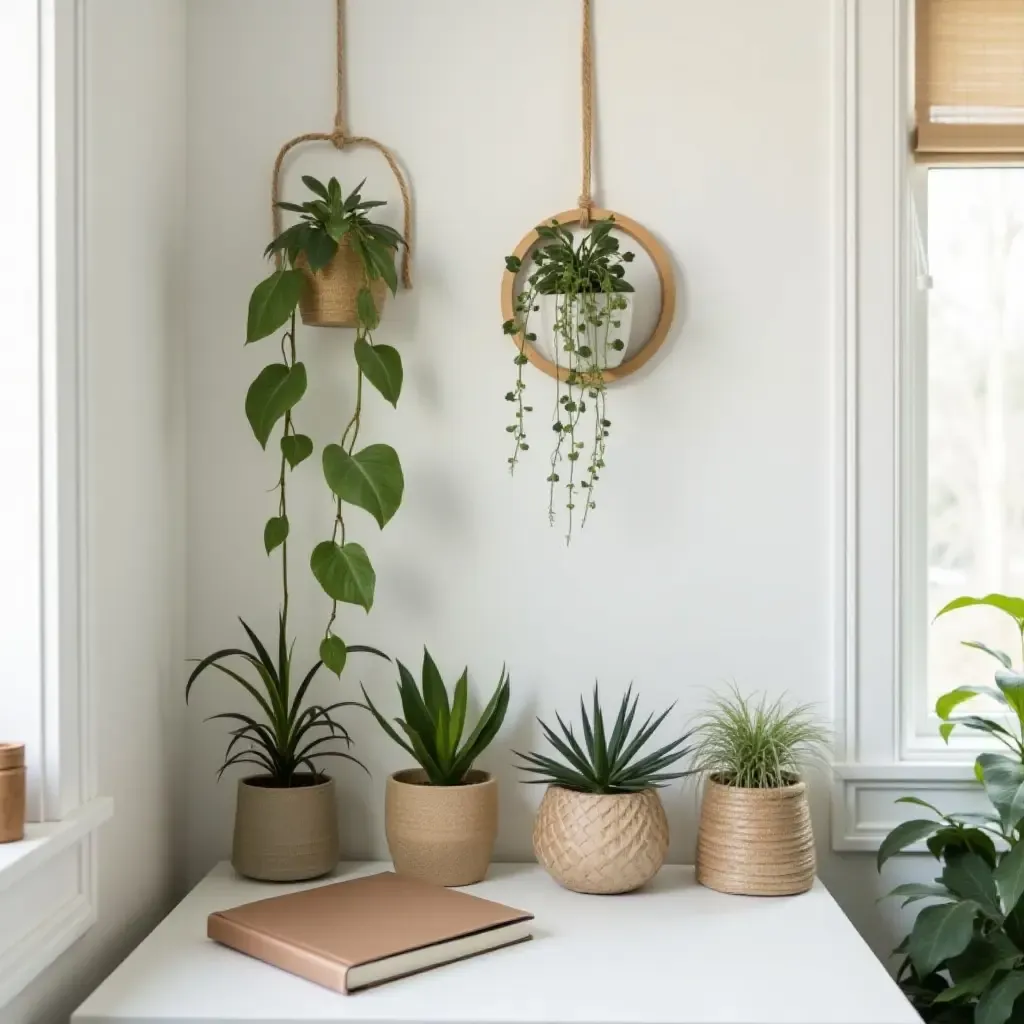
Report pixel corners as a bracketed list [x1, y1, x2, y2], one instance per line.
[915, 0, 1024, 160]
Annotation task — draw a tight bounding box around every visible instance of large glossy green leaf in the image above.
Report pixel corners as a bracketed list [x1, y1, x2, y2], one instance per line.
[281, 433, 314, 468]
[928, 826, 999, 869]
[908, 900, 979, 976]
[935, 594, 1024, 626]
[998, 842, 1024, 915]
[245, 363, 307, 449]
[322, 443, 404, 529]
[877, 819, 943, 870]
[979, 754, 1024, 831]
[309, 541, 375, 611]
[263, 515, 288, 555]
[976, 970, 1024, 1024]
[942, 852, 999, 916]
[246, 269, 305, 343]
[354, 339, 403, 407]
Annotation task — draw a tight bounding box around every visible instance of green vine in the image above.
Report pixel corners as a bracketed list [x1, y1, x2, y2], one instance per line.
[503, 217, 633, 543]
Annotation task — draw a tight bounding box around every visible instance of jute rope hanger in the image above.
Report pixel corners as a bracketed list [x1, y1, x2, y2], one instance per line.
[270, 0, 413, 288]
[579, 0, 594, 226]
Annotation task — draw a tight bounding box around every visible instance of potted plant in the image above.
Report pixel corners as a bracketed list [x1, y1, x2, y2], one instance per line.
[0, 742, 25, 843]
[362, 650, 511, 886]
[691, 687, 828, 896]
[270, 174, 405, 328]
[514, 685, 693, 894]
[502, 218, 635, 542]
[248, 173, 406, 671]
[878, 593, 1024, 1024]
[188, 618, 386, 882]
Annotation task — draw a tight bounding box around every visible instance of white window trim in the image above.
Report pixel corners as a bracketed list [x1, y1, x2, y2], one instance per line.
[830, 0, 998, 851]
[0, 0, 112, 1007]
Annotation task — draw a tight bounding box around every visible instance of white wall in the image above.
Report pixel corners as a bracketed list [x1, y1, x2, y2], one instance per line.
[8, 2, 187, 1021]
[183, 0, 912, 962]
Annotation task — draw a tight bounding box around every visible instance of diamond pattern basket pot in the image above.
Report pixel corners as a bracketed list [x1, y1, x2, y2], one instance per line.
[532, 785, 669, 895]
[296, 238, 389, 328]
[695, 776, 815, 896]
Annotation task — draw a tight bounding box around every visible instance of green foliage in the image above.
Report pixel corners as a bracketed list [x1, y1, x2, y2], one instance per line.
[186, 615, 388, 785]
[322, 443, 404, 530]
[687, 686, 829, 789]
[514, 684, 694, 794]
[502, 218, 634, 543]
[881, 595, 1024, 1024]
[362, 650, 511, 786]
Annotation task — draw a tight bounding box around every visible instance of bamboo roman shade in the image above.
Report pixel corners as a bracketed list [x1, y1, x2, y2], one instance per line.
[915, 0, 1024, 160]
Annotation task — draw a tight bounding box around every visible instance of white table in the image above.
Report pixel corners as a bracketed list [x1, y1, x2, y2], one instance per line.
[73, 861, 919, 1024]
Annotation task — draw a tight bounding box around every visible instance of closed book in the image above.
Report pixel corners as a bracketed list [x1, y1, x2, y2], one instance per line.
[207, 870, 533, 994]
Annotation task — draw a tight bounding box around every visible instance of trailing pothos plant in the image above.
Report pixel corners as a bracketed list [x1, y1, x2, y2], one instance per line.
[877, 594, 1024, 1024]
[502, 217, 634, 543]
[245, 174, 406, 672]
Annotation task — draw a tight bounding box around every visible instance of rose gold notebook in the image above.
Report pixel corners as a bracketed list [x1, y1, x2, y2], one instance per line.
[208, 871, 534, 994]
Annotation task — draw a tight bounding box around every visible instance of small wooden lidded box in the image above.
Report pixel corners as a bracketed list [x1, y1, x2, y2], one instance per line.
[0, 743, 26, 843]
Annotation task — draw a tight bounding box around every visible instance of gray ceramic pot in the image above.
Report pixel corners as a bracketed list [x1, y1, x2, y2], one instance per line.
[232, 774, 339, 882]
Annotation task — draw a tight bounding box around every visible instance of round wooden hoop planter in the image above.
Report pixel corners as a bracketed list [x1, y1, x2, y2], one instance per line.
[500, 207, 675, 383]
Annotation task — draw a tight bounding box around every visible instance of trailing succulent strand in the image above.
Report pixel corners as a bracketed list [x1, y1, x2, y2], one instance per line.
[246, 174, 406, 674]
[363, 648, 511, 786]
[514, 684, 693, 794]
[502, 217, 634, 543]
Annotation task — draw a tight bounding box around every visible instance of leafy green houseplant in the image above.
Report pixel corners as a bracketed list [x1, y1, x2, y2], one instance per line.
[515, 685, 692, 894]
[878, 594, 1024, 1024]
[246, 174, 406, 673]
[364, 650, 511, 886]
[691, 688, 828, 896]
[502, 218, 635, 542]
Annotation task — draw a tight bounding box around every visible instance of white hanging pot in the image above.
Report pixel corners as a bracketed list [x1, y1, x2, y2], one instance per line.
[534, 292, 634, 371]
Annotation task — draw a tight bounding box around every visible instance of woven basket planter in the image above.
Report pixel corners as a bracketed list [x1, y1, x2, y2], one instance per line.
[385, 769, 498, 887]
[297, 238, 389, 328]
[695, 777, 815, 896]
[533, 785, 669, 895]
[0, 743, 26, 844]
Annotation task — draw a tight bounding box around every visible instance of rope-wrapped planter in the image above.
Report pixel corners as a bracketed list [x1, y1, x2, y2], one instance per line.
[695, 777, 816, 896]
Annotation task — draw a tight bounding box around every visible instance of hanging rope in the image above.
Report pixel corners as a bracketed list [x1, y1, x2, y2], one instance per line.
[271, 0, 413, 287]
[579, 0, 594, 226]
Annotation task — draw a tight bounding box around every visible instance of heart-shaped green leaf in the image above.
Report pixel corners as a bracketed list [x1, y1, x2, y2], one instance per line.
[263, 515, 288, 555]
[354, 340, 402, 407]
[246, 269, 305, 343]
[319, 635, 348, 677]
[245, 363, 307, 449]
[322, 444, 403, 529]
[310, 541, 375, 611]
[281, 433, 314, 468]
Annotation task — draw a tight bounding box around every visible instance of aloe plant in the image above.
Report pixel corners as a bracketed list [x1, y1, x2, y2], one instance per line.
[362, 649, 511, 786]
[514, 684, 694, 794]
[187, 614, 388, 784]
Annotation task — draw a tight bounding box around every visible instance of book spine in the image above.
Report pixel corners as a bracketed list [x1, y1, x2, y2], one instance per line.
[207, 913, 348, 994]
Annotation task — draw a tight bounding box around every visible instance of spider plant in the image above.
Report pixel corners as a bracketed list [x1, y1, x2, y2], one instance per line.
[514, 684, 694, 794]
[187, 613, 388, 785]
[362, 649, 511, 786]
[689, 686, 829, 789]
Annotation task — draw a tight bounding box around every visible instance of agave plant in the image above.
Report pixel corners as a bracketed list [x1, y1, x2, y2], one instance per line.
[514, 684, 694, 794]
[362, 649, 510, 786]
[187, 613, 388, 785]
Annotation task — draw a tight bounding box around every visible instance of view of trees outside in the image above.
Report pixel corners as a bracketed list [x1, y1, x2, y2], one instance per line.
[928, 168, 1024, 703]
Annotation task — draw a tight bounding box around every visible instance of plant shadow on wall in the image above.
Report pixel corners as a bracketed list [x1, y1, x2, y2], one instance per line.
[186, 174, 406, 883]
[503, 218, 634, 544]
[879, 595, 1024, 1024]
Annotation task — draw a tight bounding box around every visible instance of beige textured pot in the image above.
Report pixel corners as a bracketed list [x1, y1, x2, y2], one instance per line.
[385, 769, 497, 886]
[232, 774, 339, 882]
[696, 777, 815, 896]
[0, 744, 26, 844]
[297, 238, 389, 328]
[533, 786, 669, 895]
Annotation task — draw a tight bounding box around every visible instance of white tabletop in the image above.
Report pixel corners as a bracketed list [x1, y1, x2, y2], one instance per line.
[73, 861, 919, 1024]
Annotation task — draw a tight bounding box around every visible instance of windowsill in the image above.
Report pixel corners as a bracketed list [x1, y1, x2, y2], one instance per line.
[0, 797, 113, 895]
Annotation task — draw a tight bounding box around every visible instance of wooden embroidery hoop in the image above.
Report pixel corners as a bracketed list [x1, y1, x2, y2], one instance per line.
[499, 208, 675, 384]
[500, 0, 675, 383]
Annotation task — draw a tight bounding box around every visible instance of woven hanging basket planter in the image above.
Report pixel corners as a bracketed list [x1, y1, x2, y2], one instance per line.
[695, 776, 815, 896]
[296, 238, 390, 328]
[533, 785, 669, 895]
